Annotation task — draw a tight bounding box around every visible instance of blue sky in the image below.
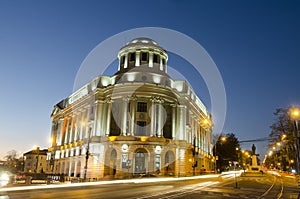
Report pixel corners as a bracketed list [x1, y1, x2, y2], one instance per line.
[0, 0, 299, 159]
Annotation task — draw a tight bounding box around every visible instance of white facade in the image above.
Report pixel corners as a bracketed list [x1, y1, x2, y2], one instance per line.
[48, 38, 214, 179]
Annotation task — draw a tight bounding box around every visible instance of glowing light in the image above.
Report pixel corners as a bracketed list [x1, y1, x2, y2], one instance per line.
[0, 173, 9, 186]
[152, 75, 161, 84]
[276, 142, 281, 146]
[127, 73, 136, 82]
[108, 136, 117, 142]
[291, 107, 300, 120]
[140, 137, 148, 142]
[220, 137, 226, 142]
[101, 78, 110, 87]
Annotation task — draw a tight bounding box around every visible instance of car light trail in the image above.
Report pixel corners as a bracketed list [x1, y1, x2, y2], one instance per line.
[0, 175, 220, 192]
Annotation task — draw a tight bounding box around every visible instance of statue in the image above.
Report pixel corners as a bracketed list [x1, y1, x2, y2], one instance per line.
[252, 144, 256, 155]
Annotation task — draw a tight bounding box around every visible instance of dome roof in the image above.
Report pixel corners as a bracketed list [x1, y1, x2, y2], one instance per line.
[119, 37, 165, 52]
[127, 37, 158, 45]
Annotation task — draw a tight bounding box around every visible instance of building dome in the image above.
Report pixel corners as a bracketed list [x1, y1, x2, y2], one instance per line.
[117, 37, 168, 75]
[125, 37, 160, 47]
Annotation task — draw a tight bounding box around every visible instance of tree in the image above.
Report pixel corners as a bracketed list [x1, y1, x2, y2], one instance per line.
[267, 108, 296, 171]
[213, 133, 240, 171]
[4, 150, 23, 174]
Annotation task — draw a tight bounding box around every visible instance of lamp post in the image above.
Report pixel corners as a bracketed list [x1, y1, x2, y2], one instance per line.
[290, 107, 300, 174]
[83, 127, 91, 181]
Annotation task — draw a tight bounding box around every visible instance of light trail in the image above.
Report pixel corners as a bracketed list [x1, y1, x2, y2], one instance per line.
[0, 174, 220, 192]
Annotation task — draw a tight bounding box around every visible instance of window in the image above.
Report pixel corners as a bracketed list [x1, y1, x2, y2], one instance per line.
[136, 121, 146, 136]
[141, 52, 148, 61]
[129, 53, 135, 62]
[141, 76, 147, 81]
[162, 59, 166, 66]
[137, 102, 147, 112]
[153, 54, 159, 63]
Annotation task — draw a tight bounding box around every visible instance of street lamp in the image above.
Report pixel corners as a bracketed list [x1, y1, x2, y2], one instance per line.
[83, 127, 92, 181]
[290, 107, 300, 174]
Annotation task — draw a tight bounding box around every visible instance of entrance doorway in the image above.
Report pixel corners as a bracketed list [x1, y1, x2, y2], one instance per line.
[134, 148, 148, 174]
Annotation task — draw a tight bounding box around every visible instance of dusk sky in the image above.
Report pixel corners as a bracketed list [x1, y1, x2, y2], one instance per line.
[0, 0, 299, 159]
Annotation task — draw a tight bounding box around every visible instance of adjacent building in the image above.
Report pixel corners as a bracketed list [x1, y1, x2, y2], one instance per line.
[47, 38, 214, 179]
[24, 147, 48, 173]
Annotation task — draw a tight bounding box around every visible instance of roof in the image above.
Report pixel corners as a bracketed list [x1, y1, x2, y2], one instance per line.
[23, 149, 48, 156]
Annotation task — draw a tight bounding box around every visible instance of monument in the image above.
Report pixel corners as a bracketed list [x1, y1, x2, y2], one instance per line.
[249, 144, 260, 172]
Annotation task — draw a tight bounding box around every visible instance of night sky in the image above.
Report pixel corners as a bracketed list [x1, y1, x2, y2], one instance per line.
[0, 0, 299, 159]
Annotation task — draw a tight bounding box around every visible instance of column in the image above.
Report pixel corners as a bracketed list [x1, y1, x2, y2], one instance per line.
[190, 116, 194, 144]
[59, 118, 67, 145]
[56, 118, 63, 145]
[150, 98, 156, 137]
[69, 116, 74, 143]
[100, 102, 107, 136]
[74, 114, 79, 141]
[124, 54, 128, 68]
[85, 106, 91, 139]
[105, 99, 112, 136]
[64, 117, 70, 144]
[159, 57, 163, 71]
[121, 97, 128, 135]
[149, 52, 153, 68]
[94, 101, 103, 136]
[129, 97, 137, 136]
[157, 99, 164, 137]
[79, 111, 84, 140]
[176, 105, 186, 140]
[135, 51, 140, 67]
[171, 104, 176, 139]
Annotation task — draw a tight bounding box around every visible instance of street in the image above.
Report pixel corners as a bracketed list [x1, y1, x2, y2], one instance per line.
[0, 173, 299, 199]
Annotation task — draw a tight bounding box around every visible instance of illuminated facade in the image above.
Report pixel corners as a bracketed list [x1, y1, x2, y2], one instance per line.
[24, 147, 48, 173]
[47, 38, 214, 179]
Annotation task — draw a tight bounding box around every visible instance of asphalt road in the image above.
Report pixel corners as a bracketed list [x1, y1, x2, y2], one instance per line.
[0, 173, 299, 199]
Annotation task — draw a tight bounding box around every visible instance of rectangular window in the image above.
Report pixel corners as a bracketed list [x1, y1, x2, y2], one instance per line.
[130, 53, 135, 62]
[153, 54, 159, 63]
[155, 155, 161, 172]
[141, 52, 148, 61]
[122, 154, 128, 168]
[137, 102, 147, 112]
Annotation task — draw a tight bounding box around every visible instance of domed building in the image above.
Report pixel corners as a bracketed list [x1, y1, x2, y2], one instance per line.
[47, 38, 214, 180]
